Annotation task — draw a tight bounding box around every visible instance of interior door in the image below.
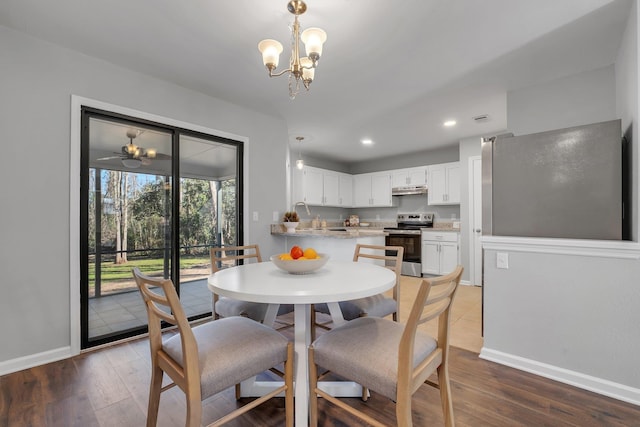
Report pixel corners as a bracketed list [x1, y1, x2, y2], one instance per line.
[470, 156, 483, 286]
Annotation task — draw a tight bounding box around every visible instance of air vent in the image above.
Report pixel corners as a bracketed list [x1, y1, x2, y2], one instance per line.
[473, 114, 490, 123]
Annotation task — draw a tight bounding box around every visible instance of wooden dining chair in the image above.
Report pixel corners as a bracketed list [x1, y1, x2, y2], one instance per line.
[311, 244, 404, 340]
[210, 244, 294, 327]
[132, 268, 294, 427]
[309, 265, 463, 427]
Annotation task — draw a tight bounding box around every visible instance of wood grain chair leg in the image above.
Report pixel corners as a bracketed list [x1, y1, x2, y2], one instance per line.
[395, 393, 412, 427]
[285, 342, 294, 427]
[147, 367, 163, 427]
[437, 364, 455, 427]
[185, 394, 202, 427]
[235, 383, 241, 400]
[309, 346, 319, 427]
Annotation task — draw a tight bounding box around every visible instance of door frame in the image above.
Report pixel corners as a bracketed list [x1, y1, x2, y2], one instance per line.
[70, 95, 249, 355]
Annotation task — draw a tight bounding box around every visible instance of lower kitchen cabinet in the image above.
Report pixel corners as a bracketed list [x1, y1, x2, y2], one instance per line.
[421, 231, 459, 275]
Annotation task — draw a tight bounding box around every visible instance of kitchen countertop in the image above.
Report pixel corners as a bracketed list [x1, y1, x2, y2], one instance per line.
[270, 220, 461, 237]
[271, 224, 387, 239]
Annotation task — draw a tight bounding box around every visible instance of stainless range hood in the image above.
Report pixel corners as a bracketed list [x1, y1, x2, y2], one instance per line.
[391, 185, 428, 196]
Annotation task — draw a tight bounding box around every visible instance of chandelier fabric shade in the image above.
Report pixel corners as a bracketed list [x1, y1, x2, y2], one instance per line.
[258, 1, 326, 99]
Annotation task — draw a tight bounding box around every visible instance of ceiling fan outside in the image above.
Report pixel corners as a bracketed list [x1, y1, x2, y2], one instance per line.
[96, 129, 171, 168]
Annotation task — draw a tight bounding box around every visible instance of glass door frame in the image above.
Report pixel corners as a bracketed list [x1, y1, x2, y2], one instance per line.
[80, 106, 244, 349]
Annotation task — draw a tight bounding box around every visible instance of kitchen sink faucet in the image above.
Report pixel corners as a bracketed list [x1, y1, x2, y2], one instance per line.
[293, 201, 311, 217]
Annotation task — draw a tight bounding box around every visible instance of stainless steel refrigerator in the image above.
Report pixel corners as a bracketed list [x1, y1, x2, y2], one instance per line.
[482, 119, 627, 240]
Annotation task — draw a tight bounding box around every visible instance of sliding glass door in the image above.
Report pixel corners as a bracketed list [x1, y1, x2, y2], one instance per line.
[80, 108, 242, 348]
[177, 134, 240, 318]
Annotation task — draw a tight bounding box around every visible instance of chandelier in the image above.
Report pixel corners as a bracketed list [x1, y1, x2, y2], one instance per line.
[258, 0, 327, 99]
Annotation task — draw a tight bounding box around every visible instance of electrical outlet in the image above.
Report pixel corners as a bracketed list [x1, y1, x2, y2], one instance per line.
[252, 211, 259, 221]
[496, 252, 509, 269]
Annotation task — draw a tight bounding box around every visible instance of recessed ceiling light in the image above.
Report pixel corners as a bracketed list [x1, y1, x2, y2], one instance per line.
[443, 120, 457, 127]
[361, 139, 373, 145]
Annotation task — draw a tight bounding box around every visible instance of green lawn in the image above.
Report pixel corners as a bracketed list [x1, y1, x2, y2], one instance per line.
[89, 257, 209, 281]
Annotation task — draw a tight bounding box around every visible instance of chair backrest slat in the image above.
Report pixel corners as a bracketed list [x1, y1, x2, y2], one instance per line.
[210, 244, 262, 274]
[353, 244, 404, 320]
[132, 268, 200, 384]
[397, 265, 463, 398]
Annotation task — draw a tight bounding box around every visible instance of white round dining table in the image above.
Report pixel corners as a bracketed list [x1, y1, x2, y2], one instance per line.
[207, 260, 396, 427]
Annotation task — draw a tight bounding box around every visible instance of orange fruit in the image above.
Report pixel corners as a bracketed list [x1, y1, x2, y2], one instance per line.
[280, 253, 293, 260]
[298, 256, 308, 260]
[290, 245, 304, 259]
[303, 247, 318, 259]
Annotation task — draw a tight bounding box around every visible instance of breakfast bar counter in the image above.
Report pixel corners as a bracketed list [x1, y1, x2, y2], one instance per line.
[271, 225, 387, 261]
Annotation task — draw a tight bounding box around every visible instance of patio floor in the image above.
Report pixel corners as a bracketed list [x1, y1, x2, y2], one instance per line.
[88, 278, 211, 339]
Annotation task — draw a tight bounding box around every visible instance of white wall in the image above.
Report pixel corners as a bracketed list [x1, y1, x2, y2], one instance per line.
[507, 64, 616, 135]
[0, 26, 289, 372]
[481, 3, 640, 405]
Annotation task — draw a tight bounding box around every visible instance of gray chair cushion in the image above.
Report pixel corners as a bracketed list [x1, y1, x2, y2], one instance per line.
[312, 317, 437, 400]
[163, 316, 289, 399]
[216, 296, 294, 321]
[314, 294, 397, 320]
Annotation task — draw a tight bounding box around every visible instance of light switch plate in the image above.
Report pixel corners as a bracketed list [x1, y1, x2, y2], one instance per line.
[252, 211, 259, 221]
[497, 252, 509, 269]
[273, 211, 279, 222]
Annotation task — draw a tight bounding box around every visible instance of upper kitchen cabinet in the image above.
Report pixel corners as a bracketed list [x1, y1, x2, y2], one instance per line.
[292, 166, 353, 207]
[338, 173, 353, 207]
[323, 170, 353, 207]
[427, 162, 460, 205]
[353, 172, 394, 207]
[391, 167, 427, 188]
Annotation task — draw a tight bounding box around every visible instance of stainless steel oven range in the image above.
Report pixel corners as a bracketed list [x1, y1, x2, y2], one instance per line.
[384, 213, 434, 277]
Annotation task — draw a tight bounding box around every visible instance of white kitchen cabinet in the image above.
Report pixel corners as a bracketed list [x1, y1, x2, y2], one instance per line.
[353, 172, 393, 207]
[322, 171, 352, 207]
[338, 173, 353, 207]
[353, 174, 371, 207]
[391, 167, 427, 187]
[322, 171, 340, 206]
[292, 166, 322, 205]
[292, 166, 353, 207]
[421, 231, 459, 275]
[427, 162, 460, 205]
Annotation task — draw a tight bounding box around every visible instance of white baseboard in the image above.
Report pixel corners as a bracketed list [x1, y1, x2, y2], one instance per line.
[480, 347, 640, 406]
[0, 346, 72, 376]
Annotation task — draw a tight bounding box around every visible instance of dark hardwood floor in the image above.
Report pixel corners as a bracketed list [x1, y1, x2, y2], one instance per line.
[1, 330, 639, 426]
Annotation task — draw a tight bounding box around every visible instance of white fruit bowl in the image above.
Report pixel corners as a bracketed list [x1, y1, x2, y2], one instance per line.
[270, 254, 330, 274]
